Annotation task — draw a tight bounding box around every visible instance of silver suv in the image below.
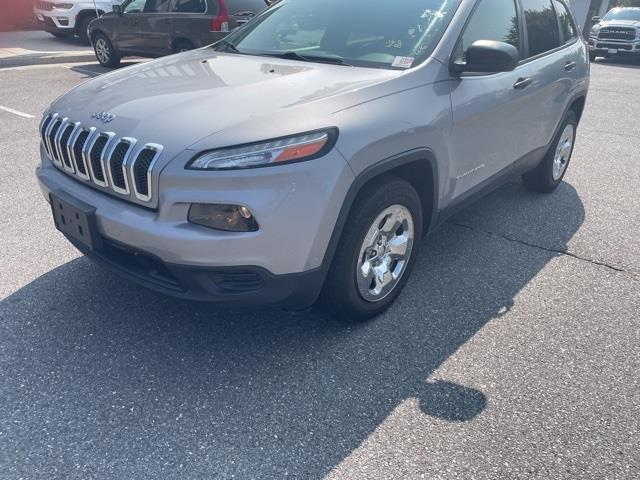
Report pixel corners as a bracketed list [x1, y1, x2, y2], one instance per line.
[36, 0, 589, 320]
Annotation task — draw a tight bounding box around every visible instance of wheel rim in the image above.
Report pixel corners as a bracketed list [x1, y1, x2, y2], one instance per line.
[356, 205, 415, 303]
[95, 38, 110, 64]
[553, 124, 575, 181]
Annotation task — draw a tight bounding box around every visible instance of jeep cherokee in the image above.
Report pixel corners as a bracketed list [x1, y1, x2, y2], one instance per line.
[36, 0, 589, 320]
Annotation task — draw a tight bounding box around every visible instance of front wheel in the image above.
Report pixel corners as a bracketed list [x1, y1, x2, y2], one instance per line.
[77, 15, 94, 45]
[92, 33, 121, 68]
[320, 176, 422, 321]
[522, 110, 578, 193]
[589, 51, 597, 62]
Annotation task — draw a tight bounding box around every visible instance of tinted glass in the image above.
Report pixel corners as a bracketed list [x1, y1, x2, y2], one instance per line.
[553, 0, 576, 42]
[224, 0, 461, 70]
[123, 0, 146, 13]
[229, 0, 267, 15]
[172, 0, 207, 13]
[522, 0, 560, 57]
[455, 0, 520, 63]
[603, 8, 640, 21]
[143, 0, 171, 13]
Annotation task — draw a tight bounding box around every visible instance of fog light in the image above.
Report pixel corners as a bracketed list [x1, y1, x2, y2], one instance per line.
[56, 17, 69, 25]
[188, 204, 259, 232]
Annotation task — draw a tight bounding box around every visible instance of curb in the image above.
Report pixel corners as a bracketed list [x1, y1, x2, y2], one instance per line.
[0, 53, 97, 69]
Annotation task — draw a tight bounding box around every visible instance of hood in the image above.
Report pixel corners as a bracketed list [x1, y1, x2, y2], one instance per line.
[599, 20, 640, 27]
[50, 49, 400, 162]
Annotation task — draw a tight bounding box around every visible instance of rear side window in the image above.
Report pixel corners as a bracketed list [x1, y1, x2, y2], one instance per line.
[521, 0, 560, 57]
[228, 0, 267, 15]
[455, 0, 520, 63]
[172, 0, 207, 13]
[552, 0, 577, 43]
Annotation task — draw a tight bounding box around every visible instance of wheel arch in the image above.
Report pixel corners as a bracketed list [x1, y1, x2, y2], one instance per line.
[321, 148, 439, 272]
[171, 37, 196, 52]
[568, 95, 587, 123]
[76, 9, 105, 25]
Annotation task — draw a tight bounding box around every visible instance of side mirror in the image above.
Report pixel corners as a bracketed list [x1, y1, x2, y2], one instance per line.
[112, 4, 122, 14]
[592, 16, 600, 22]
[452, 40, 519, 74]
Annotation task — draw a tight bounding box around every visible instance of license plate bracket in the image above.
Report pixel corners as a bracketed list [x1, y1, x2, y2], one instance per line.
[50, 191, 103, 251]
[608, 48, 618, 54]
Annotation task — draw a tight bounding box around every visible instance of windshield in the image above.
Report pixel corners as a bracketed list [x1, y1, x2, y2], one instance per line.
[603, 8, 640, 22]
[219, 0, 461, 70]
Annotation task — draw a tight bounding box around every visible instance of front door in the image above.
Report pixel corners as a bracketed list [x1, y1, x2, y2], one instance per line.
[448, 0, 536, 202]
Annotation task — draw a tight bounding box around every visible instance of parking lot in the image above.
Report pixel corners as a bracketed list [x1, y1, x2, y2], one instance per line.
[0, 52, 639, 479]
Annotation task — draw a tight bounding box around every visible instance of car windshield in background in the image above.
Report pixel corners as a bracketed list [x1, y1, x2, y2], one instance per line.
[220, 0, 460, 69]
[603, 9, 640, 22]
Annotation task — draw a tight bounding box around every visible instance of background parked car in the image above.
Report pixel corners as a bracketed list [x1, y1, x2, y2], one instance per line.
[588, 7, 640, 61]
[33, 0, 124, 44]
[89, 0, 267, 67]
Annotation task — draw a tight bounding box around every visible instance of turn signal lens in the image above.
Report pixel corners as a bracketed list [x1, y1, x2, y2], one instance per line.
[187, 129, 338, 170]
[188, 204, 259, 232]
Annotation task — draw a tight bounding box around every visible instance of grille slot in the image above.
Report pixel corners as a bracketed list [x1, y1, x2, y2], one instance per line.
[47, 119, 62, 164]
[59, 124, 75, 170]
[89, 134, 109, 185]
[131, 145, 162, 201]
[40, 115, 52, 155]
[108, 140, 133, 193]
[36, 1, 54, 10]
[72, 130, 91, 177]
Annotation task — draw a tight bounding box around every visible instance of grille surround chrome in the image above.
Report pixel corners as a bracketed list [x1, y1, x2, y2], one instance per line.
[40, 113, 163, 205]
[107, 137, 137, 195]
[131, 144, 163, 202]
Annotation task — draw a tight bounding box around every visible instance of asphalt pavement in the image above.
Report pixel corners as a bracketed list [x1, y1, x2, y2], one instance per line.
[0, 56, 638, 479]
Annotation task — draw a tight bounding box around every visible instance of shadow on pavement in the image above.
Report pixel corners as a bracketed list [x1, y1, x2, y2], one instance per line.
[0, 181, 584, 478]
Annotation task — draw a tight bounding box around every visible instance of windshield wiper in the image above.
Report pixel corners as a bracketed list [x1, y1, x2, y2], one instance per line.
[266, 51, 352, 66]
[214, 39, 241, 53]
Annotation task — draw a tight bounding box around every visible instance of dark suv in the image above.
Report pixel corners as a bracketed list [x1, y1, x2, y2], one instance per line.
[89, 0, 267, 67]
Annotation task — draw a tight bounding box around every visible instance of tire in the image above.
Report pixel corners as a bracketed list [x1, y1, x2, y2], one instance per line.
[589, 51, 597, 62]
[77, 15, 94, 45]
[320, 176, 423, 321]
[522, 110, 578, 193]
[173, 39, 195, 53]
[92, 33, 121, 68]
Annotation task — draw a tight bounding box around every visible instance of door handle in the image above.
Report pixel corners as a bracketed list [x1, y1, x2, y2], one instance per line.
[564, 61, 577, 71]
[513, 77, 532, 90]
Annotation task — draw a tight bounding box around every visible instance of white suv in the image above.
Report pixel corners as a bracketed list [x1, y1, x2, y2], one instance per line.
[33, 0, 122, 44]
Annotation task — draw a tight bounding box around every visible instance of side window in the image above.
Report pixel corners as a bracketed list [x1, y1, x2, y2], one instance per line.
[455, 0, 520, 63]
[172, 0, 207, 13]
[123, 0, 146, 13]
[552, 0, 577, 43]
[521, 0, 561, 57]
[229, 0, 267, 15]
[142, 0, 172, 13]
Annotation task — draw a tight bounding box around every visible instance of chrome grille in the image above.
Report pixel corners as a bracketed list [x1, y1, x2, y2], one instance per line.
[598, 28, 636, 41]
[36, 1, 54, 11]
[40, 113, 163, 204]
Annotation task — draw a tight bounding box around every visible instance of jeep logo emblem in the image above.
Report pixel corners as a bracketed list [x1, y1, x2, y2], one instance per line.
[91, 112, 115, 123]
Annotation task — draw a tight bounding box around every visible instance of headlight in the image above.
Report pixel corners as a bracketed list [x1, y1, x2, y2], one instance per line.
[187, 128, 338, 170]
[53, 3, 74, 9]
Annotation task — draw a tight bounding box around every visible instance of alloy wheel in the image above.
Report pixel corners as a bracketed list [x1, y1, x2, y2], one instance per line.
[356, 205, 415, 302]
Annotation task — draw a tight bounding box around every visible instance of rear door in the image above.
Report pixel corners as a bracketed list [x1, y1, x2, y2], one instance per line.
[516, 0, 573, 151]
[227, 0, 267, 29]
[448, 0, 534, 201]
[117, 0, 172, 55]
[169, 0, 211, 48]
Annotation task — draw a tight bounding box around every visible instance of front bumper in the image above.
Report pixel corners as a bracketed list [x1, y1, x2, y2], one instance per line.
[588, 37, 640, 55]
[33, 8, 74, 32]
[36, 146, 354, 306]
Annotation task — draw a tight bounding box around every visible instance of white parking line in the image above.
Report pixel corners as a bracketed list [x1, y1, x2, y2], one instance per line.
[0, 105, 36, 119]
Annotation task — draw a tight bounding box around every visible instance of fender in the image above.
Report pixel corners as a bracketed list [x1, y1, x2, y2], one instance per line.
[318, 148, 439, 282]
